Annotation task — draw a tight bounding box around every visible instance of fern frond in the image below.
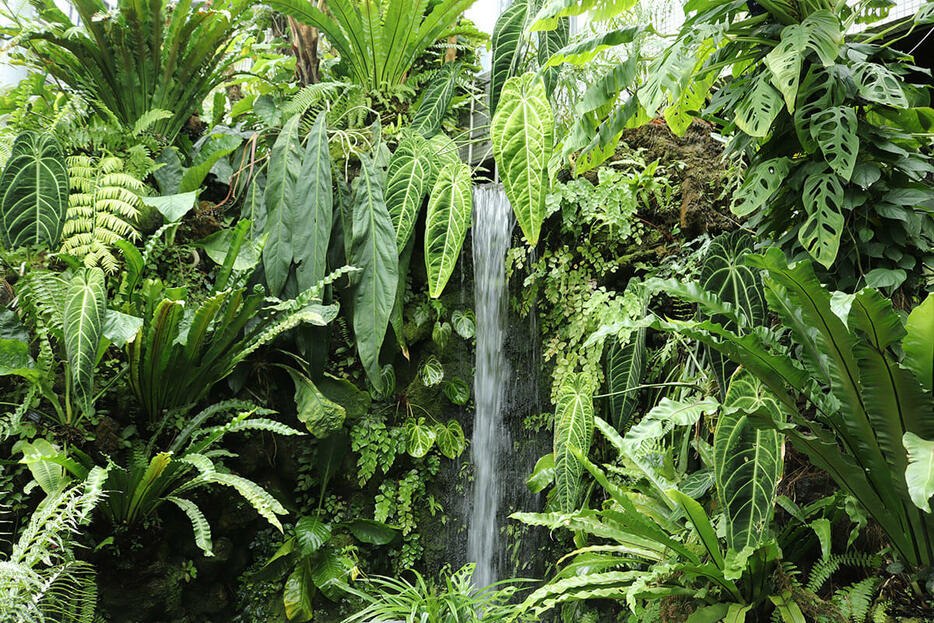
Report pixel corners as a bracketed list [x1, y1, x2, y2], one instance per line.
[166, 496, 213, 557]
[202, 472, 287, 531]
[834, 577, 879, 623]
[806, 553, 883, 594]
[285, 81, 355, 119]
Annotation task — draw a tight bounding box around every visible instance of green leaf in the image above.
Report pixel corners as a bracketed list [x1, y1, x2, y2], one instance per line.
[102, 310, 143, 347]
[290, 370, 345, 439]
[194, 228, 261, 271]
[716, 370, 784, 551]
[732, 158, 791, 217]
[491, 73, 554, 246]
[179, 134, 243, 193]
[434, 419, 466, 459]
[0, 132, 68, 249]
[603, 329, 645, 430]
[295, 515, 332, 555]
[769, 592, 806, 623]
[538, 16, 568, 95]
[425, 162, 472, 298]
[542, 26, 639, 67]
[735, 74, 783, 138]
[553, 373, 595, 512]
[411, 63, 461, 138]
[724, 603, 752, 623]
[349, 156, 398, 393]
[903, 294, 933, 393]
[810, 106, 859, 181]
[764, 23, 808, 112]
[904, 432, 934, 512]
[668, 489, 725, 570]
[686, 604, 730, 623]
[798, 168, 845, 268]
[419, 355, 445, 387]
[264, 114, 304, 296]
[167, 496, 213, 556]
[489, 0, 530, 118]
[283, 559, 314, 622]
[141, 191, 197, 223]
[443, 377, 470, 405]
[349, 518, 397, 545]
[318, 374, 371, 420]
[311, 548, 352, 601]
[451, 310, 475, 339]
[530, 0, 638, 30]
[854, 62, 908, 108]
[294, 111, 334, 292]
[16, 438, 67, 495]
[404, 417, 437, 458]
[385, 133, 432, 251]
[526, 453, 555, 493]
[0, 339, 36, 379]
[63, 267, 107, 416]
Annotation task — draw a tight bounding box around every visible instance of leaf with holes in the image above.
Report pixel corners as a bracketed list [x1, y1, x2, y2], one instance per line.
[435, 419, 466, 459]
[734, 74, 783, 138]
[0, 132, 68, 249]
[425, 162, 472, 298]
[794, 64, 844, 153]
[404, 417, 437, 458]
[732, 157, 791, 217]
[443, 377, 470, 405]
[855, 62, 908, 108]
[810, 106, 859, 181]
[716, 369, 785, 551]
[798, 168, 845, 268]
[386, 133, 432, 251]
[553, 373, 594, 512]
[764, 23, 808, 112]
[411, 63, 461, 138]
[64, 268, 107, 417]
[419, 355, 444, 387]
[491, 73, 553, 246]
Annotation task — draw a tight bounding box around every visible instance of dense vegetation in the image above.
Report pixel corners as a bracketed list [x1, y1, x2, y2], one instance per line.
[0, 0, 932, 621]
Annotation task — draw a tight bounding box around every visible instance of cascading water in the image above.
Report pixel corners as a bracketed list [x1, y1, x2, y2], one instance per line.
[467, 184, 514, 589]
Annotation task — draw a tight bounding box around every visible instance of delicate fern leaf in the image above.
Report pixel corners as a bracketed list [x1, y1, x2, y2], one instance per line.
[425, 162, 472, 298]
[63, 268, 107, 417]
[205, 472, 287, 530]
[553, 373, 595, 513]
[411, 63, 461, 138]
[133, 109, 173, 135]
[0, 131, 69, 249]
[167, 496, 213, 556]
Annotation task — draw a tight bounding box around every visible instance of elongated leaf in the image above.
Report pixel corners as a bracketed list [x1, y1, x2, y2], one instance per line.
[904, 432, 934, 512]
[64, 267, 107, 416]
[349, 518, 397, 545]
[716, 370, 784, 552]
[296, 515, 332, 555]
[527, 453, 555, 493]
[350, 157, 398, 392]
[411, 63, 461, 138]
[554, 373, 595, 512]
[734, 74, 783, 138]
[294, 111, 334, 292]
[903, 294, 933, 393]
[764, 23, 808, 112]
[531, 0, 637, 30]
[0, 131, 68, 249]
[489, 0, 529, 118]
[386, 133, 432, 251]
[284, 559, 314, 622]
[167, 496, 213, 556]
[491, 73, 553, 246]
[543, 26, 638, 67]
[669, 488, 724, 569]
[425, 162, 472, 298]
[264, 114, 304, 296]
[810, 106, 858, 181]
[538, 16, 568, 95]
[603, 329, 645, 431]
[798, 167, 844, 268]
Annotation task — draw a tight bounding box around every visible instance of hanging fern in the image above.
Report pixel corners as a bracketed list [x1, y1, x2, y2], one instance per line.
[806, 552, 883, 595]
[62, 155, 144, 272]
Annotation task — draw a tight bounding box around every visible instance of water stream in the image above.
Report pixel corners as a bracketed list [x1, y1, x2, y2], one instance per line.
[467, 184, 514, 589]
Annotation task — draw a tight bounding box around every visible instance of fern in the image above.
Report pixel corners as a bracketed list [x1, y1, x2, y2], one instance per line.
[286, 81, 355, 119]
[834, 577, 879, 623]
[62, 156, 144, 272]
[806, 553, 883, 594]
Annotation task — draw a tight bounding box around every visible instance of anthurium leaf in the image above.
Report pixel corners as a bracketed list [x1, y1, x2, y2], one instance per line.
[732, 158, 791, 217]
[264, 114, 303, 296]
[349, 156, 398, 393]
[904, 432, 934, 512]
[64, 267, 107, 415]
[810, 106, 859, 181]
[491, 73, 553, 246]
[295, 515, 332, 555]
[489, 0, 530, 118]
[404, 417, 437, 458]
[0, 131, 68, 250]
[432, 321, 452, 350]
[798, 168, 845, 268]
[553, 373, 594, 512]
[451, 310, 475, 339]
[526, 452, 555, 493]
[386, 133, 432, 251]
[443, 377, 470, 405]
[435, 419, 466, 459]
[411, 63, 461, 138]
[419, 355, 444, 387]
[735, 73, 783, 138]
[289, 369, 345, 438]
[141, 191, 197, 223]
[603, 328, 646, 431]
[425, 162, 472, 298]
[903, 294, 933, 392]
[349, 518, 398, 545]
[283, 559, 314, 622]
[294, 111, 333, 292]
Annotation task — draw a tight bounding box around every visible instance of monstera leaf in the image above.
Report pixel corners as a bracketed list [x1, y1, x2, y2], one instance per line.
[716, 369, 784, 552]
[425, 162, 472, 298]
[810, 106, 859, 181]
[0, 132, 69, 249]
[63, 268, 107, 417]
[798, 167, 845, 268]
[386, 133, 432, 251]
[731, 158, 791, 217]
[553, 373, 594, 512]
[491, 73, 553, 246]
[734, 73, 783, 138]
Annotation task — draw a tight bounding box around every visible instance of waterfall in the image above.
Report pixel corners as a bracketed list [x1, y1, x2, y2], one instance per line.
[467, 184, 513, 589]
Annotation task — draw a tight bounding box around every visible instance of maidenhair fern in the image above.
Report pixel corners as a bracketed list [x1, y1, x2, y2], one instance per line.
[62, 155, 144, 272]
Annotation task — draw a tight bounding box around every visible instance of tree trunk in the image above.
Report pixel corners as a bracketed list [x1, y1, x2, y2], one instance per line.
[289, 16, 321, 85]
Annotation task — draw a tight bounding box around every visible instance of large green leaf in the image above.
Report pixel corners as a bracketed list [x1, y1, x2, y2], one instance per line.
[489, 0, 530, 118]
[537, 15, 568, 95]
[810, 106, 858, 181]
[425, 162, 472, 298]
[290, 370, 345, 438]
[349, 156, 398, 393]
[903, 294, 933, 393]
[734, 74, 783, 138]
[283, 559, 314, 622]
[264, 114, 304, 296]
[854, 62, 908, 108]
[603, 328, 645, 431]
[385, 133, 432, 251]
[530, 0, 637, 30]
[542, 26, 639, 68]
[904, 432, 934, 512]
[491, 73, 553, 246]
[349, 518, 397, 545]
[404, 417, 437, 458]
[732, 158, 791, 217]
[716, 370, 784, 552]
[553, 373, 595, 512]
[296, 515, 332, 555]
[294, 111, 334, 292]
[798, 167, 845, 268]
[63, 267, 107, 417]
[411, 63, 461, 138]
[0, 131, 68, 249]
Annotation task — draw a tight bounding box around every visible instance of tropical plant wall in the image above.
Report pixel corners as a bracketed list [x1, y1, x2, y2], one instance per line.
[0, 0, 932, 622]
